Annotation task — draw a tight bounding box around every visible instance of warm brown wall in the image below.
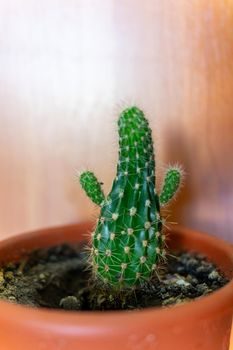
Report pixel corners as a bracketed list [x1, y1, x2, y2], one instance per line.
[0, 1, 232, 241]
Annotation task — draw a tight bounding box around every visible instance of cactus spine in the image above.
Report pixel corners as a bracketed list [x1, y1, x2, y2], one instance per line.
[79, 106, 182, 289]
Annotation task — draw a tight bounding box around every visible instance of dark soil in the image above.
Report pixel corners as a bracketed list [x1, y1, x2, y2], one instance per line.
[0, 242, 228, 311]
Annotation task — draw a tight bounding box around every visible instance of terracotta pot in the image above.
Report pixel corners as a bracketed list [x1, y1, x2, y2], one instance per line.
[0, 223, 232, 350]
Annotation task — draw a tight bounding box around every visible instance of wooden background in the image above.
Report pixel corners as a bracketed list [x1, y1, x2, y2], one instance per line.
[0, 1, 232, 243]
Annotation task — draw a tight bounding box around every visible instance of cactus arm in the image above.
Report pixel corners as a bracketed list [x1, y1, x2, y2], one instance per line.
[79, 171, 105, 206]
[159, 166, 183, 206]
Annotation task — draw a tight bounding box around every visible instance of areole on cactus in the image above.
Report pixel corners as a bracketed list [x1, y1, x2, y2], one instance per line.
[79, 106, 183, 289]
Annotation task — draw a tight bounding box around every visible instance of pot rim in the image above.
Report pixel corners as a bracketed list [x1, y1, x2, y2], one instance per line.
[0, 223, 232, 333]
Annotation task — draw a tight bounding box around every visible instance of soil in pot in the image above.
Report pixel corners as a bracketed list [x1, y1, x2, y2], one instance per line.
[0, 242, 228, 311]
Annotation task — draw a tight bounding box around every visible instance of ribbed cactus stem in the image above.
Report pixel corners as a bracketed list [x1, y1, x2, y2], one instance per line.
[91, 106, 164, 288]
[159, 167, 182, 206]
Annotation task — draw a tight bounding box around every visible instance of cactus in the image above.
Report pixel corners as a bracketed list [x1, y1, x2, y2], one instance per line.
[79, 106, 183, 289]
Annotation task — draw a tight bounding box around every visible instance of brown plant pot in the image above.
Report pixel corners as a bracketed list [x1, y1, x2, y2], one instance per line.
[0, 222, 232, 350]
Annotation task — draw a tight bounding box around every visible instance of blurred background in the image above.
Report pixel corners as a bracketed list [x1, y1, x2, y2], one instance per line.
[0, 1, 232, 242]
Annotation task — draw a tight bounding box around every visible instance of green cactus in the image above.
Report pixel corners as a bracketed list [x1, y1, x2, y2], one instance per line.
[79, 106, 183, 289]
